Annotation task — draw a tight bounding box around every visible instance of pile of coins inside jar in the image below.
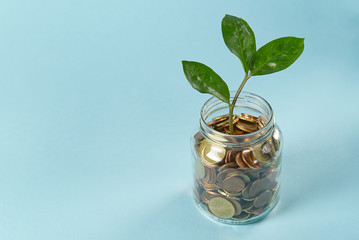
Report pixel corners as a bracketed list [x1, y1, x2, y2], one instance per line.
[193, 113, 281, 221]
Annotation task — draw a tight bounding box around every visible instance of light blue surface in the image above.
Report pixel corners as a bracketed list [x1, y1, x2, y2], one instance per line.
[0, 0, 358, 239]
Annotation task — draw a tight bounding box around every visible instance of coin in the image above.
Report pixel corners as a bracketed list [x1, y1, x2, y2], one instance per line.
[245, 207, 264, 215]
[208, 197, 236, 219]
[225, 191, 242, 197]
[218, 163, 237, 173]
[199, 139, 226, 165]
[223, 126, 231, 134]
[248, 178, 276, 199]
[216, 168, 238, 184]
[248, 170, 261, 180]
[212, 114, 229, 121]
[266, 138, 277, 159]
[206, 190, 220, 195]
[222, 176, 245, 194]
[216, 118, 230, 128]
[233, 126, 247, 135]
[225, 150, 237, 164]
[229, 198, 242, 216]
[241, 113, 259, 122]
[239, 199, 253, 211]
[241, 183, 255, 200]
[227, 172, 251, 184]
[235, 152, 249, 168]
[217, 188, 228, 197]
[259, 116, 266, 124]
[202, 191, 222, 203]
[252, 143, 271, 164]
[232, 117, 240, 125]
[208, 116, 228, 127]
[201, 181, 218, 190]
[232, 211, 251, 220]
[235, 121, 258, 133]
[253, 190, 273, 208]
[202, 167, 217, 184]
[236, 114, 258, 124]
[241, 149, 261, 168]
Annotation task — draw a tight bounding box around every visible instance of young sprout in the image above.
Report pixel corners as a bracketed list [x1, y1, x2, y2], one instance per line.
[182, 14, 304, 134]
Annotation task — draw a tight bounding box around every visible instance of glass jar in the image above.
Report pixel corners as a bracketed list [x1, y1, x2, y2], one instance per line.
[191, 91, 283, 224]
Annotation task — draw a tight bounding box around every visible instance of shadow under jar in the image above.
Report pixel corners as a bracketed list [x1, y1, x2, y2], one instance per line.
[192, 91, 283, 225]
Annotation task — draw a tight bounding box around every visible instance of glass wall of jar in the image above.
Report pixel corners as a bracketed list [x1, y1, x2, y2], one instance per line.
[191, 92, 283, 224]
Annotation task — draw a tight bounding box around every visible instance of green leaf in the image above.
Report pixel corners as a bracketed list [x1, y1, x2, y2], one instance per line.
[222, 14, 256, 74]
[182, 61, 230, 104]
[250, 37, 305, 76]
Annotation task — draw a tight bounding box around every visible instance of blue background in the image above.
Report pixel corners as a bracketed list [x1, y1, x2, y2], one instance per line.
[0, 0, 358, 239]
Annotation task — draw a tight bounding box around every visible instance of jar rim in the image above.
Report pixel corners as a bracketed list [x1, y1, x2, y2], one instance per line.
[199, 91, 275, 147]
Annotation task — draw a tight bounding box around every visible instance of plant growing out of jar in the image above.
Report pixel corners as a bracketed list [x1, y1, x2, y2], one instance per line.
[182, 14, 304, 135]
[182, 14, 304, 224]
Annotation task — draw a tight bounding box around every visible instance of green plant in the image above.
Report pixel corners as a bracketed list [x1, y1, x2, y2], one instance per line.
[182, 14, 304, 134]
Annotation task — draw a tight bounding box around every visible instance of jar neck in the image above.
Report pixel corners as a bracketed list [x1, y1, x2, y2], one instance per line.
[199, 91, 275, 148]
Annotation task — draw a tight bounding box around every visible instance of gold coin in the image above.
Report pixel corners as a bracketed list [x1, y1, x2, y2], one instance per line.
[222, 176, 245, 194]
[253, 190, 273, 208]
[266, 138, 277, 158]
[241, 113, 259, 121]
[233, 126, 247, 135]
[235, 121, 258, 133]
[208, 115, 228, 127]
[215, 116, 235, 128]
[212, 114, 229, 121]
[208, 197, 235, 219]
[252, 143, 271, 164]
[199, 139, 226, 165]
[236, 114, 258, 124]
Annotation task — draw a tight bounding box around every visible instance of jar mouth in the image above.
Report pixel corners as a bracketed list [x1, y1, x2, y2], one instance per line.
[199, 91, 274, 147]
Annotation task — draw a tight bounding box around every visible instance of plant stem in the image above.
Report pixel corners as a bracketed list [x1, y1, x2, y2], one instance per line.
[228, 73, 252, 134]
